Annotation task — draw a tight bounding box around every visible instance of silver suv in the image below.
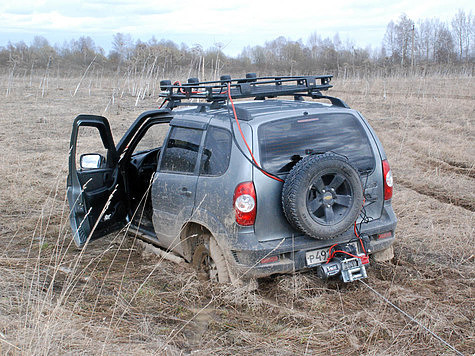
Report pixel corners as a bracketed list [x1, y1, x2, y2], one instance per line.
[67, 74, 396, 284]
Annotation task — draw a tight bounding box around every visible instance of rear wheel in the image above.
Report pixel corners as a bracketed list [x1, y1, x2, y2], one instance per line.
[192, 236, 230, 283]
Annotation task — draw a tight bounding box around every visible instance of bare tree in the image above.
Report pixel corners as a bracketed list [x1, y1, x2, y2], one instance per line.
[31, 36, 56, 68]
[383, 21, 397, 62]
[434, 22, 455, 63]
[307, 31, 322, 60]
[451, 9, 473, 62]
[417, 19, 436, 62]
[395, 14, 415, 66]
[112, 33, 133, 63]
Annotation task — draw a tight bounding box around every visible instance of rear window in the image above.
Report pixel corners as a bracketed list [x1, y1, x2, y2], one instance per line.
[258, 113, 375, 174]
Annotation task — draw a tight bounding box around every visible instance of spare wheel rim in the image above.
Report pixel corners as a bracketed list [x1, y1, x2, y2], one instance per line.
[306, 172, 354, 226]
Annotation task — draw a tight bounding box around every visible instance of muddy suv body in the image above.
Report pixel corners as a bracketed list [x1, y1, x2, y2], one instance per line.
[67, 75, 396, 283]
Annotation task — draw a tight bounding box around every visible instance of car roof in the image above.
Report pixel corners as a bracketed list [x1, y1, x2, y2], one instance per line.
[173, 99, 356, 126]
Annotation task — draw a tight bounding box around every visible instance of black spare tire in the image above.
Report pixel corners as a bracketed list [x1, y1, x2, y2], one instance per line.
[282, 153, 363, 239]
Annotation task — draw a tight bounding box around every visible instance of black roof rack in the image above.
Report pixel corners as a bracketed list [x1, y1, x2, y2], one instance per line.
[159, 73, 347, 109]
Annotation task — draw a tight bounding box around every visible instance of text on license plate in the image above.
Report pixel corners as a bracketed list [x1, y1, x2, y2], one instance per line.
[306, 242, 358, 266]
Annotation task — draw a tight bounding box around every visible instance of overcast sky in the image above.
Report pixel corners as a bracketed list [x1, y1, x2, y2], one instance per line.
[0, 0, 473, 56]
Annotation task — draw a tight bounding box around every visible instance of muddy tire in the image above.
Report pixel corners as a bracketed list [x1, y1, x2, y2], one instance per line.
[282, 153, 363, 239]
[192, 236, 230, 283]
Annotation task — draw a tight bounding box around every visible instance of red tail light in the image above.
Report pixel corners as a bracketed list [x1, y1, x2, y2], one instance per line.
[382, 159, 393, 200]
[260, 255, 279, 264]
[378, 231, 392, 239]
[233, 182, 256, 226]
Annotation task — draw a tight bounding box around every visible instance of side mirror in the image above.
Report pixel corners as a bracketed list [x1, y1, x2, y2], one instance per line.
[80, 153, 106, 169]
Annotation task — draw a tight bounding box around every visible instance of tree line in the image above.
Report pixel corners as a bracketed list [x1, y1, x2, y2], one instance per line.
[0, 10, 473, 80]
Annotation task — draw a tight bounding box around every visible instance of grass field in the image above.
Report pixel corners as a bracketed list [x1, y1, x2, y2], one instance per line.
[0, 74, 473, 355]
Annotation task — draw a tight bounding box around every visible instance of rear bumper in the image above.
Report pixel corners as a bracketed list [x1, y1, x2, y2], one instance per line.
[228, 203, 397, 279]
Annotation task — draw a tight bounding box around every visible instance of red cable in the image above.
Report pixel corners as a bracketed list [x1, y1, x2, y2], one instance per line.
[173, 81, 200, 94]
[326, 214, 369, 263]
[325, 198, 369, 263]
[159, 99, 168, 108]
[327, 243, 338, 262]
[226, 83, 284, 183]
[173, 81, 185, 94]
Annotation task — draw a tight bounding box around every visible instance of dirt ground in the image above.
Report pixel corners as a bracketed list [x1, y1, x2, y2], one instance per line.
[0, 74, 473, 355]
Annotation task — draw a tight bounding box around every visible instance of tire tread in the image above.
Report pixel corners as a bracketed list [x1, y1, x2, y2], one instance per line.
[282, 153, 363, 239]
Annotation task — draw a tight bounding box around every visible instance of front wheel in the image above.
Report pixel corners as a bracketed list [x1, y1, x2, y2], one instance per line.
[192, 236, 230, 283]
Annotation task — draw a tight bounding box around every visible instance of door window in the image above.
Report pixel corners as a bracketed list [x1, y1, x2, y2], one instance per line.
[199, 127, 232, 176]
[160, 127, 202, 174]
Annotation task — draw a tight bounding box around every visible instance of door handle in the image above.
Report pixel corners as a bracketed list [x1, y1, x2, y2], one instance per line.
[179, 187, 192, 197]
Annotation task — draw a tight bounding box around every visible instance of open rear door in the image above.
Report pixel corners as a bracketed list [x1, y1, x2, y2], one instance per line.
[67, 115, 127, 247]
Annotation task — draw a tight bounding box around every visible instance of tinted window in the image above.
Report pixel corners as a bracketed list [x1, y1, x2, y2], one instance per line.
[160, 127, 202, 173]
[258, 113, 375, 174]
[199, 127, 232, 176]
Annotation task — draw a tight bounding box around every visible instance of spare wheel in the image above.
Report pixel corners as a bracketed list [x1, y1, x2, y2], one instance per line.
[282, 153, 363, 239]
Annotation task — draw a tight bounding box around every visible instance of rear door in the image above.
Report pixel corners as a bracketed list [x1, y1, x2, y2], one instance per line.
[152, 119, 207, 251]
[67, 115, 126, 247]
[255, 111, 380, 241]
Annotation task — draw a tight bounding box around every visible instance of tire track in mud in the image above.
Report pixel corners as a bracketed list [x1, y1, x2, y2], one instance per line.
[397, 178, 475, 212]
[424, 158, 475, 179]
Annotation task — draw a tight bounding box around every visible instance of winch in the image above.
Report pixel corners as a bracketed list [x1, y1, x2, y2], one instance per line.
[316, 241, 369, 283]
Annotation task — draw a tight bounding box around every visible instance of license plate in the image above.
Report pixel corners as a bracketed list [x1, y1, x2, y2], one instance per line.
[306, 242, 358, 267]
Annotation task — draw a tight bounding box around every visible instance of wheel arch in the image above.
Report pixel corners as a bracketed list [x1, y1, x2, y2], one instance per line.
[180, 222, 211, 262]
[179, 204, 234, 256]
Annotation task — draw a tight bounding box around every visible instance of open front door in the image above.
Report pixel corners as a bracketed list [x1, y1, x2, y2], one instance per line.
[67, 115, 126, 247]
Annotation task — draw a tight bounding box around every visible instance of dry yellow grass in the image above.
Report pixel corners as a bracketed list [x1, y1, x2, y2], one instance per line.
[0, 74, 473, 355]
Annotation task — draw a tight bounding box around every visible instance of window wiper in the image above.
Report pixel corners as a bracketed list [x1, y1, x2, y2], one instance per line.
[305, 148, 326, 155]
[304, 149, 348, 161]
